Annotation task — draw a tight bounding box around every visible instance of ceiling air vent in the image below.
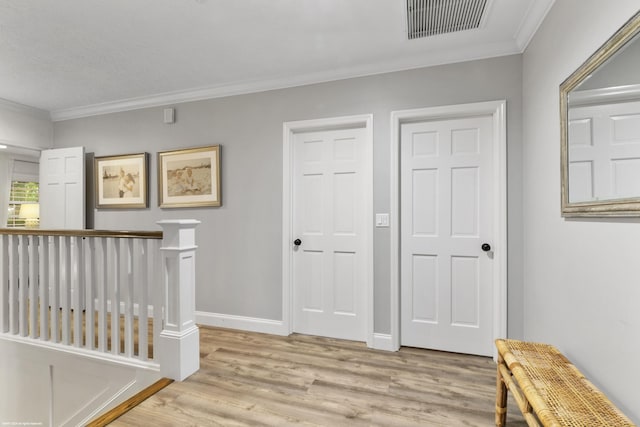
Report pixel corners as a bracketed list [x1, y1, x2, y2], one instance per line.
[406, 0, 488, 39]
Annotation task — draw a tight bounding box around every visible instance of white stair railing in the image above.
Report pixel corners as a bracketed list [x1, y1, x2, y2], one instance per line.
[0, 220, 200, 380]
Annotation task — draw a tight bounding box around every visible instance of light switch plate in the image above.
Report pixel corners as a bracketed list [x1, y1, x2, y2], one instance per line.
[375, 213, 389, 227]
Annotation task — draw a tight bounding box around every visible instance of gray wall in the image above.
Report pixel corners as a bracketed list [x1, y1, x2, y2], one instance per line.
[523, 1, 640, 421]
[0, 104, 51, 227]
[0, 103, 52, 150]
[53, 55, 524, 337]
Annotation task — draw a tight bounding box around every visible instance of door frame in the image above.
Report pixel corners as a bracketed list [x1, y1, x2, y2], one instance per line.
[282, 114, 374, 346]
[390, 101, 507, 355]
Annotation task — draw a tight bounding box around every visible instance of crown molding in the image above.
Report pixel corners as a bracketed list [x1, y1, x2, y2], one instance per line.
[0, 97, 50, 120]
[51, 40, 520, 122]
[514, 0, 556, 51]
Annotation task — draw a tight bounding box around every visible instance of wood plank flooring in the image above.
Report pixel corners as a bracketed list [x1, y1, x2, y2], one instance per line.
[110, 327, 526, 426]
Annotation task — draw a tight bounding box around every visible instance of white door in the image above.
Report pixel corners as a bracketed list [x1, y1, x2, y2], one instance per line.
[39, 147, 85, 310]
[292, 127, 367, 341]
[400, 115, 494, 356]
[39, 147, 85, 229]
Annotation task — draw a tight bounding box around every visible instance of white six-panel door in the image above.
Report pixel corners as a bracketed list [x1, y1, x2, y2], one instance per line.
[292, 127, 367, 341]
[400, 115, 494, 356]
[39, 146, 85, 229]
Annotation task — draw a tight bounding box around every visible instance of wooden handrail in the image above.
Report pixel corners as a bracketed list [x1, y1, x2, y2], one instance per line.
[0, 228, 163, 239]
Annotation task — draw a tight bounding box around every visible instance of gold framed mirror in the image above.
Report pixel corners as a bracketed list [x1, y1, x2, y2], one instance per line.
[561, 10, 640, 217]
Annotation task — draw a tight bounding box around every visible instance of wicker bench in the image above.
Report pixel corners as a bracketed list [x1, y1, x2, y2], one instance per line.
[495, 339, 635, 427]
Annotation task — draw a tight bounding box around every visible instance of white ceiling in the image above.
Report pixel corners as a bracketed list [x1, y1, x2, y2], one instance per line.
[0, 0, 554, 120]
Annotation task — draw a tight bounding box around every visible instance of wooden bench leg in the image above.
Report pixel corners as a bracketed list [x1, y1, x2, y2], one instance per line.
[495, 355, 508, 426]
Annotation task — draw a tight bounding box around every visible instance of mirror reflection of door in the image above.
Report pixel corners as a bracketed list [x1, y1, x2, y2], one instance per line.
[568, 101, 640, 203]
[567, 31, 640, 204]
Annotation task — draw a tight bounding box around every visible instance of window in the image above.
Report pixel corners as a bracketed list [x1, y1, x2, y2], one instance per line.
[6, 160, 39, 228]
[7, 181, 39, 227]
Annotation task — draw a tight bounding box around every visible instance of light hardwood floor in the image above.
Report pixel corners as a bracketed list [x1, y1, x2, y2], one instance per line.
[110, 326, 526, 426]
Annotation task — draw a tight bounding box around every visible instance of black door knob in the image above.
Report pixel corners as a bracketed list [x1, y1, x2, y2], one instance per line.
[481, 243, 491, 252]
[294, 239, 302, 246]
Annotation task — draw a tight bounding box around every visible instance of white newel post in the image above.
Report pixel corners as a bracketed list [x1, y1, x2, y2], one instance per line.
[157, 219, 201, 381]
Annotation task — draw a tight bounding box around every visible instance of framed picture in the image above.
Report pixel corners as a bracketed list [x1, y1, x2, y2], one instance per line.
[158, 145, 221, 208]
[94, 153, 149, 209]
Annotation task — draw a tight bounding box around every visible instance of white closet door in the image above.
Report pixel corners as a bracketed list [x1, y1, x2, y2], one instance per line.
[401, 115, 494, 356]
[292, 127, 367, 341]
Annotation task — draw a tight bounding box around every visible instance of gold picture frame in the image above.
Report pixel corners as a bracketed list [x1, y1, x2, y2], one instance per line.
[95, 153, 149, 209]
[560, 10, 640, 217]
[158, 145, 221, 208]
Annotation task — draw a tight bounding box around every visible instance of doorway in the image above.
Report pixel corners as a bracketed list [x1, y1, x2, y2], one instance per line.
[282, 115, 373, 344]
[390, 101, 507, 356]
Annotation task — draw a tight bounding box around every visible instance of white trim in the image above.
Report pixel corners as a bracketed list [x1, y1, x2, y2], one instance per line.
[0, 97, 50, 120]
[50, 46, 527, 122]
[195, 311, 288, 336]
[0, 337, 162, 427]
[371, 333, 395, 352]
[79, 379, 142, 427]
[514, 0, 556, 51]
[0, 333, 160, 371]
[282, 114, 374, 347]
[569, 84, 640, 106]
[389, 100, 508, 354]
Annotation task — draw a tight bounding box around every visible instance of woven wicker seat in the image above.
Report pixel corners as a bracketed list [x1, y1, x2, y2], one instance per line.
[495, 339, 635, 427]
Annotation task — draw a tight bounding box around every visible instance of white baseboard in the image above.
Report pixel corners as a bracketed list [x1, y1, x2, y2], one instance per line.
[196, 311, 289, 336]
[371, 333, 396, 351]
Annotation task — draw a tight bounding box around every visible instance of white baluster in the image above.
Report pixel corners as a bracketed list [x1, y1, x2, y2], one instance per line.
[19, 234, 28, 337]
[111, 238, 121, 355]
[152, 238, 163, 361]
[86, 237, 95, 350]
[157, 220, 200, 381]
[0, 235, 8, 333]
[97, 238, 107, 352]
[73, 236, 84, 347]
[9, 235, 19, 334]
[124, 239, 134, 358]
[28, 235, 38, 339]
[138, 239, 149, 361]
[50, 236, 60, 343]
[61, 236, 71, 345]
[39, 235, 49, 341]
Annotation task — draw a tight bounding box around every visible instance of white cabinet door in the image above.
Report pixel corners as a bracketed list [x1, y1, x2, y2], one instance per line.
[401, 116, 494, 356]
[39, 147, 85, 229]
[292, 128, 367, 341]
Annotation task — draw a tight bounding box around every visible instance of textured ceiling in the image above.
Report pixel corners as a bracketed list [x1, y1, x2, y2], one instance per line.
[0, 0, 554, 119]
